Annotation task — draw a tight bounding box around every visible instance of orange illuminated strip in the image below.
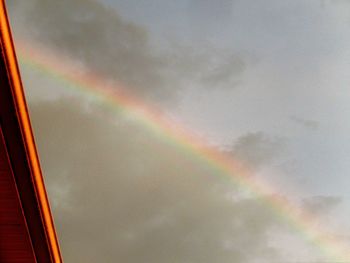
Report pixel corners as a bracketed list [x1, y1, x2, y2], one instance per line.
[0, 1, 62, 262]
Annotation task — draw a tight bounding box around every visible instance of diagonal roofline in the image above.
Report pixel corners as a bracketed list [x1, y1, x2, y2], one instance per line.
[0, 1, 62, 262]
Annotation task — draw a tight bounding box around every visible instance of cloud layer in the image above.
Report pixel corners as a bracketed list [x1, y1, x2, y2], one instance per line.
[229, 132, 286, 172]
[7, 0, 349, 262]
[8, 0, 171, 102]
[8, 0, 245, 104]
[29, 100, 286, 262]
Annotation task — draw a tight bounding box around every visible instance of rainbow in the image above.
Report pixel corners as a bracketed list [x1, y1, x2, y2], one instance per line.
[17, 41, 350, 262]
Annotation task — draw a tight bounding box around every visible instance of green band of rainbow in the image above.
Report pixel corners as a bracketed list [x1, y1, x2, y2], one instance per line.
[17, 41, 350, 262]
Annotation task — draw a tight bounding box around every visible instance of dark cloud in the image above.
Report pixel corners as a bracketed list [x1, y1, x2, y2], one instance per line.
[28, 99, 287, 263]
[8, 0, 245, 104]
[228, 132, 286, 172]
[8, 0, 170, 103]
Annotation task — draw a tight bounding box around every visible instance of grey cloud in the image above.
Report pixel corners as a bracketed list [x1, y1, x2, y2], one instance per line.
[164, 46, 246, 90]
[328, 0, 350, 4]
[8, 0, 170, 103]
[187, 0, 234, 37]
[228, 132, 286, 172]
[199, 53, 245, 89]
[302, 196, 342, 215]
[29, 99, 287, 263]
[290, 116, 319, 131]
[8, 0, 246, 104]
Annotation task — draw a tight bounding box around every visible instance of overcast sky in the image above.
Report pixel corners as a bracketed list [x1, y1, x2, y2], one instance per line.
[7, 0, 350, 262]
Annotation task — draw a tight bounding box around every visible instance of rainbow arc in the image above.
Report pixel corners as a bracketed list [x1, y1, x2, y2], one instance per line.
[18, 41, 350, 262]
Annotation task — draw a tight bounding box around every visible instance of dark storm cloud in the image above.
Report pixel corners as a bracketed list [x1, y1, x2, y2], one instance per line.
[8, 0, 246, 103]
[228, 132, 286, 172]
[29, 99, 287, 263]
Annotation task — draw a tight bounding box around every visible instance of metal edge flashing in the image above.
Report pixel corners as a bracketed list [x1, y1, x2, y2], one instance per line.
[0, 1, 62, 262]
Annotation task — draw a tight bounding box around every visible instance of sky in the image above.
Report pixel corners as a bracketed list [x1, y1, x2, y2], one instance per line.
[7, 0, 350, 262]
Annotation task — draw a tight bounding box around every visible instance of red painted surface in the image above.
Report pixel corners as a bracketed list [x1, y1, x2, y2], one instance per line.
[0, 126, 36, 263]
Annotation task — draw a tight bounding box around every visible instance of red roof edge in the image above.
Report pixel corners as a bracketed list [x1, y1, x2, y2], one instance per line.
[0, 1, 62, 262]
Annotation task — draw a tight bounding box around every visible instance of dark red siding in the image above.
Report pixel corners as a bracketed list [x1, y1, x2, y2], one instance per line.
[0, 126, 36, 263]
